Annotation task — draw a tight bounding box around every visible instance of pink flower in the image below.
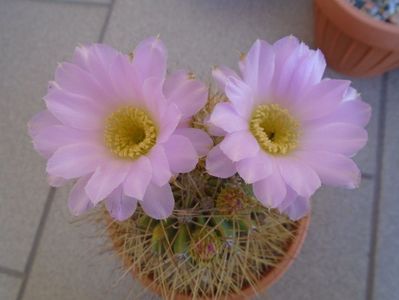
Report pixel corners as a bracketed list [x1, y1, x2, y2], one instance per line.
[28, 37, 212, 221]
[207, 36, 371, 220]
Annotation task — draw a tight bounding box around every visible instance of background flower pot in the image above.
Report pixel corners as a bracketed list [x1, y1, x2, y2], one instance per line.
[314, 0, 399, 77]
[131, 215, 311, 300]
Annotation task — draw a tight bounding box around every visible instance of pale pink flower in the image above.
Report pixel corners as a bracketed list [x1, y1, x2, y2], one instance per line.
[28, 37, 212, 221]
[207, 36, 370, 220]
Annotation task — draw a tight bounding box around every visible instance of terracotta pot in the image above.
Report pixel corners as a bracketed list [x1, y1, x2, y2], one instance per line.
[131, 215, 311, 300]
[314, 0, 399, 77]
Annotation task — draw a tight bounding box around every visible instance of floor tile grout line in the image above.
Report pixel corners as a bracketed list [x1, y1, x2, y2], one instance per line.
[98, 0, 115, 43]
[0, 266, 24, 279]
[365, 72, 389, 300]
[362, 173, 374, 180]
[16, 187, 57, 300]
[29, 0, 111, 8]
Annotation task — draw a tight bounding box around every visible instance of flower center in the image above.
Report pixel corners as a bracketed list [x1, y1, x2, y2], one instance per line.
[104, 106, 157, 160]
[249, 104, 299, 155]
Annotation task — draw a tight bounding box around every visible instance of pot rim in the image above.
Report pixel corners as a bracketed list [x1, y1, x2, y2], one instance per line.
[131, 214, 311, 300]
[314, 0, 399, 49]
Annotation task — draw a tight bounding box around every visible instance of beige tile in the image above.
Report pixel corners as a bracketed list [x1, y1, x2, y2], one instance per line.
[0, 0, 108, 271]
[50, 0, 111, 4]
[0, 274, 21, 300]
[23, 185, 159, 300]
[374, 70, 399, 300]
[6, 0, 382, 298]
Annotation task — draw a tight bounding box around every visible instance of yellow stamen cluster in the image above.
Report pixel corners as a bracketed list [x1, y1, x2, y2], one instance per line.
[250, 104, 299, 155]
[104, 106, 157, 160]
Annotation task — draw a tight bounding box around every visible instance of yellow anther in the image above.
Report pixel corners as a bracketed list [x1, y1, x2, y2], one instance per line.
[250, 104, 299, 155]
[104, 106, 157, 160]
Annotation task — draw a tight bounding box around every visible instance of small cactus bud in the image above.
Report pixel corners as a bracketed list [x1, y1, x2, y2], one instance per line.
[216, 186, 251, 215]
[190, 229, 221, 264]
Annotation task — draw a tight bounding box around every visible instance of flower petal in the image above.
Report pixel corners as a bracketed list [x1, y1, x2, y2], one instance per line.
[241, 39, 275, 100]
[225, 77, 254, 119]
[46, 143, 107, 179]
[80, 44, 120, 73]
[279, 195, 310, 221]
[105, 185, 138, 221]
[158, 103, 182, 143]
[277, 157, 321, 197]
[164, 70, 208, 118]
[272, 42, 325, 103]
[68, 175, 93, 216]
[253, 168, 286, 208]
[317, 96, 371, 128]
[85, 160, 130, 205]
[275, 186, 298, 212]
[142, 77, 182, 144]
[301, 123, 368, 156]
[175, 128, 213, 157]
[148, 145, 172, 186]
[212, 66, 240, 91]
[44, 85, 105, 130]
[163, 134, 198, 174]
[47, 175, 68, 187]
[123, 156, 152, 200]
[209, 103, 248, 133]
[272, 37, 302, 100]
[294, 79, 350, 121]
[28, 110, 60, 138]
[108, 52, 142, 104]
[32, 125, 93, 158]
[54, 61, 111, 106]
[220, 131, 259, 162]
[80, 44, 122, 103]
[141, 77, 168, 123]
[133, 36, 167, 83]
[296, 150, 361, 189]
[71, 45, 91, 69]
[205, 116, 227, 137]
[206, 145, 236, 178]
[288, 48, 325, 100]
[273, 36, 300, 65]
[140, 183, 174, 219]
[236, 152, 272, 184]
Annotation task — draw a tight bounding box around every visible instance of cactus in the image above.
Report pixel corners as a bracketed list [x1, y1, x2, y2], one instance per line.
[105, 166, 297, 300]
[103, 93, 299, 299]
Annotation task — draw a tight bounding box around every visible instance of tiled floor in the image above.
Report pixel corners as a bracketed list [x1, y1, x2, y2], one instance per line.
[0, 0, 397, 299]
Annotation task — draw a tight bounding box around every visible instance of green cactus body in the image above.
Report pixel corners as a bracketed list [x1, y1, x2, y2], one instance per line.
[173, 224, 190, 257]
